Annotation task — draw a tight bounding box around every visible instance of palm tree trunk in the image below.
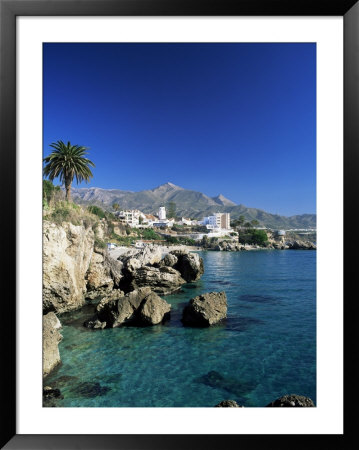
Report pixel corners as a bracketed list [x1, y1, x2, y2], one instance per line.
[65, 179, 72, 202]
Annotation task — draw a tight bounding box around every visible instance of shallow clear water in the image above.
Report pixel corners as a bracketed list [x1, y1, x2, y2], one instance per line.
[45, 250, 316, 407]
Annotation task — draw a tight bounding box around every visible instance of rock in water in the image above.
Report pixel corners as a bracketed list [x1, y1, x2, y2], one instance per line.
[95, 287, 171, 327]
[182, 292, 227, 326]
[287, 240, 316, 250]
[83, 318, 107, 329]
[43, 312, 62, 377]
[130, 266, 186, 295]
[171, 250, 204, 282]
[215, 400, 242, 407]
[266, 394, 315, 407]
[43, 386, 64, 407]
[137, 292, 171, 325]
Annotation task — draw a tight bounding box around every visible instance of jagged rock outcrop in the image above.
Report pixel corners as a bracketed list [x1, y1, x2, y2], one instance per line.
[160, 253, 178, 268]
[43, 221, 95, 313]
[93, 287, 171, 328]
[171, 250, 204, 282]
[43, 220, 124, 312]
[215, 241, 242, 252]
[287, 240, 316, 250]
[215, 400, 242, 407]
[117, 246, 203, 295]
[266, 394, 315, 407]
[119, 244, 163, 271]
[130, 266, 186, 295]
[182, 291, 227, 327]
[85, 246, 123, 299]
[43, 312, 62, 377]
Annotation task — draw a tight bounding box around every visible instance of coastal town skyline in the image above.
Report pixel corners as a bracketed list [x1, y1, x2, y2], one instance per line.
[43, 43, 316, 216]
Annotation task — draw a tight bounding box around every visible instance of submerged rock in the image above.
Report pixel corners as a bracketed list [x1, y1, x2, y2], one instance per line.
[43, 386, 64, 407]
[43, 312, 62, 377]
[215, 400, 242, 407]
[195, 370, 257, 398]
[182, 292, 227, 327]
[52, 375, 79, 389]
[266, 394, 315, 407]
[43, 386, 63, 399]
[76, 381, 111, 398]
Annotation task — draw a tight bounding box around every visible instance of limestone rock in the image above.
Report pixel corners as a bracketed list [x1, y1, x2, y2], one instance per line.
[171, 250, 204, 282]
[43, 312, 62, 377]
[130, 266, 186, 295]
[86, 248, 123, 299]
[119, 244, 163, 272]
[95, 289, 125, 314]
[287, 240, 316, 250]
[97, 287, 150, 327]
[266, 394, 315, 407]
[43, 221, 95, 313]
[86, 250, 114, 295]
[160, 253, 178, 267]
[182, 291, 227, 327]
[89, 287, 171, 328]
[137, 291, 171, 325]
[83, 318, 107, 329]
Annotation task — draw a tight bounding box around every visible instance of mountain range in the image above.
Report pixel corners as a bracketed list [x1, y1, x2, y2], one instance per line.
[70, 182, 316, 229]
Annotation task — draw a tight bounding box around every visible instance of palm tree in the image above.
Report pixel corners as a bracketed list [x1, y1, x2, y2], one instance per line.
[43, 141, 95, 202]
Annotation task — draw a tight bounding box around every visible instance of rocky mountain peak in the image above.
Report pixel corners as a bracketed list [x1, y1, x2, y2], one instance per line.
[213, 193, 237, 206]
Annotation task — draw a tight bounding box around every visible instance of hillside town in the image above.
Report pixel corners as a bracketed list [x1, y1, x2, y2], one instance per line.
[115, 206, 232, 235]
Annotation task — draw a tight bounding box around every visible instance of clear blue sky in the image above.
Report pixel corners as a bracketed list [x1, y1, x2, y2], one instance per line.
[43, 43, 316, 216]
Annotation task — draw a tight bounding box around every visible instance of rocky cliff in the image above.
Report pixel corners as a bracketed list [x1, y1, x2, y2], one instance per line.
[43, 220, 123, 313]
[43, 312, 62, 377]
[43, 221, 95, 313]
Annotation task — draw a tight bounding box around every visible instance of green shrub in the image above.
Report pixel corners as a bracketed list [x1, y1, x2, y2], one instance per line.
[51, 206, 71, 224]
[43, 179, 63, 205]
[238, 229, 268, 246]
[94, 237, 106, 249]
[87, 205, 106, 219]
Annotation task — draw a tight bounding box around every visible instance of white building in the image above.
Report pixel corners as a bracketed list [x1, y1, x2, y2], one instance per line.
[159, 206, 166, 220]
[200, 213, 231, 230]
[118, 209, 147, 227]
[178, 217, 194, 226]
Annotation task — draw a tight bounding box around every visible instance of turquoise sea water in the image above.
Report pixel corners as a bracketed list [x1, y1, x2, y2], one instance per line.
[45, 250, 316, 407]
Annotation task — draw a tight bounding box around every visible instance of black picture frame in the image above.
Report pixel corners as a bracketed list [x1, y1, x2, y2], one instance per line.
[1, 0, 357, 448]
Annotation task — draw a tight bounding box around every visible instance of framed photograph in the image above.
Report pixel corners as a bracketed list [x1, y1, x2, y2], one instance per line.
[1, 0, 357, 448]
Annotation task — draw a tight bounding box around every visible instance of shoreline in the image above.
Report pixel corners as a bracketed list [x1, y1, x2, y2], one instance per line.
[108, 243, 316, 260]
